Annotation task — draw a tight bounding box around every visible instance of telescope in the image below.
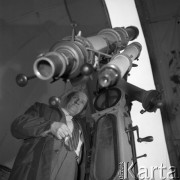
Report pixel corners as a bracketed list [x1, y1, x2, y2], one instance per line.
[32, 26, 139, 82]
[98, 42, 142, 88]
[16, 26, 140, 87]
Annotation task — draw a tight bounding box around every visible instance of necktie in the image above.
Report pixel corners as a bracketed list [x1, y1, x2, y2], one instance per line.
[64, 119, 80, 151]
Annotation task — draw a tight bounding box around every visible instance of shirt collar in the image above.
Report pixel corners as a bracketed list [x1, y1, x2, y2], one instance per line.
[61, 108, 72, 117]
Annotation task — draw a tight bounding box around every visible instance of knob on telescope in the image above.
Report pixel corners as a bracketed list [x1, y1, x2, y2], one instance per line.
[138, 136, 153, 143]
[16, 74, 36, 87]
[70, 63, 95, 86]
[49, 96, 61, 107]
[80, 63, 94, 76]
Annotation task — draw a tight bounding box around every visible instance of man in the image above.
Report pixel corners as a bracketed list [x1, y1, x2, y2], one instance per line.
[8, 90, 90, 180]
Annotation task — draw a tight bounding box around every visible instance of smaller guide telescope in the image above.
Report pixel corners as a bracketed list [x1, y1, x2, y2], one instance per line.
[98, 42, 142, 88]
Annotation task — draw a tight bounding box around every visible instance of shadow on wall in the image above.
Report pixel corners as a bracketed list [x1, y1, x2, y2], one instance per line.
[0, 20, 69, 168]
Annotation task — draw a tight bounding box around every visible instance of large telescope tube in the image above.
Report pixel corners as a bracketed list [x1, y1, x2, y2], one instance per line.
[87, 26, 139, 52]
[98, 42, 142, 88]
[33, 26, 139, 81]
[33, 40, 87, 80]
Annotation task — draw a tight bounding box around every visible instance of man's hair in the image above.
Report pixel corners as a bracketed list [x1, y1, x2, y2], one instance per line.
[61, 91, 88, 110]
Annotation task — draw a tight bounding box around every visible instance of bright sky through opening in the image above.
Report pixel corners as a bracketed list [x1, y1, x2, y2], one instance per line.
[105, 0, 171, 179]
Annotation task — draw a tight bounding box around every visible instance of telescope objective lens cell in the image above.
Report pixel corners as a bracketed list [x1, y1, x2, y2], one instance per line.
[37, 60, 52, 78]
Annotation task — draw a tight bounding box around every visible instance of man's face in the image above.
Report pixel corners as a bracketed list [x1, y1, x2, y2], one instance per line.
[66, 95, 87, 116]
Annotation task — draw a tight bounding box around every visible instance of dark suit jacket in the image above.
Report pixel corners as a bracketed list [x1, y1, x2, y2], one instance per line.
[8, 102, 90, 180]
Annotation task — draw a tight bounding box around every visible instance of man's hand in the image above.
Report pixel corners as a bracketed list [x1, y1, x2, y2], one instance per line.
[50, 122, 72, 140]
